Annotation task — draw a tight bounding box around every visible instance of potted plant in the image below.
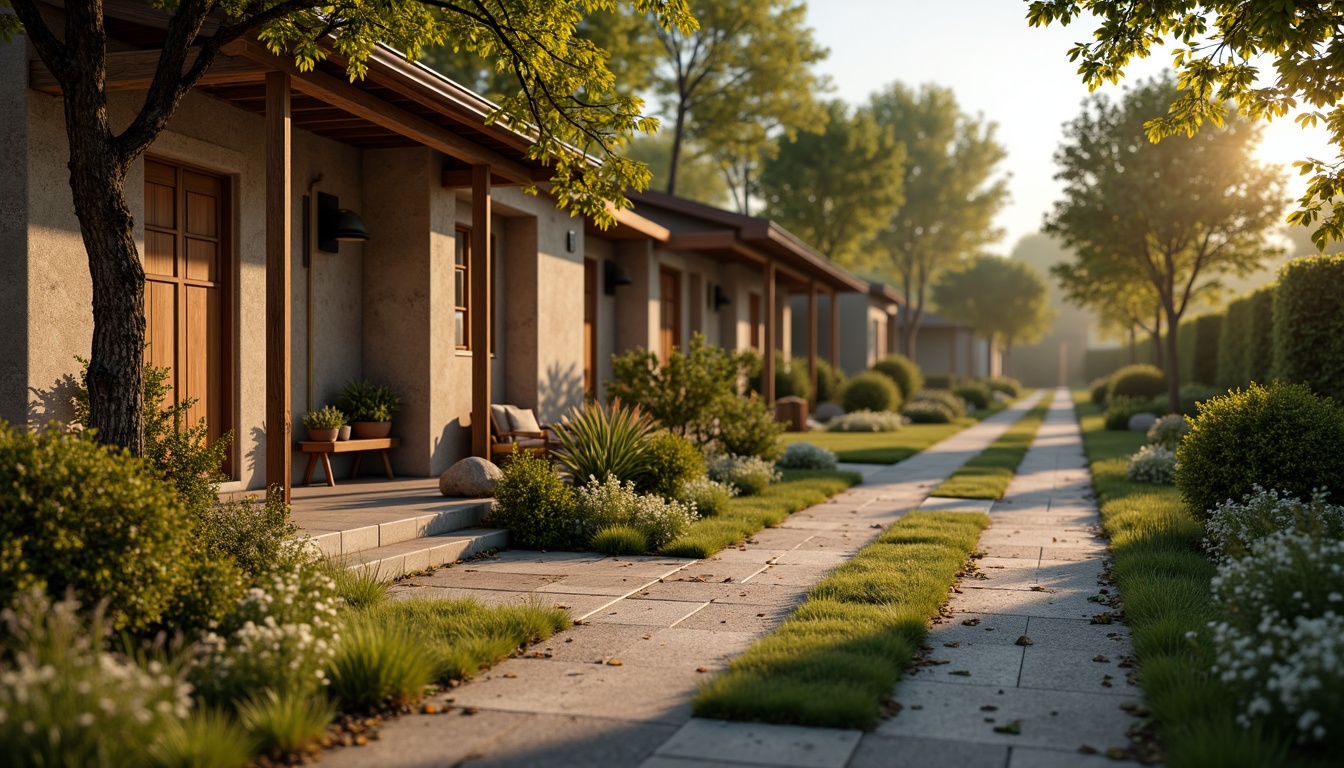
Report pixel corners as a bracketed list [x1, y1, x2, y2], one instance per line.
[302, 405, 347, 442]
[339, 380, 401, 439]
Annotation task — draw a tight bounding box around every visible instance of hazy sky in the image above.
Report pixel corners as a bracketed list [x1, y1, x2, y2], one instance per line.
[804, 0, 1333, 252]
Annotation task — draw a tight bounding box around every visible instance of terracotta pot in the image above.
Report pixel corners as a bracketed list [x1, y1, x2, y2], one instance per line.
[307, 427, 339, 442]
[351, 421, 392, 439]
[337, 425, 352, 441]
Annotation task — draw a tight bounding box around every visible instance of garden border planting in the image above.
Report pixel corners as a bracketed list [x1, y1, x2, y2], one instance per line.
[929, 390, 1054, 499]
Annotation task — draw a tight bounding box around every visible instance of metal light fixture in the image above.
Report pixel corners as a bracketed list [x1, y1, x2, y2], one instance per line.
[604, 259, 633, 295]
[317, 191, 368, 253]
[712, 283, 732, 310]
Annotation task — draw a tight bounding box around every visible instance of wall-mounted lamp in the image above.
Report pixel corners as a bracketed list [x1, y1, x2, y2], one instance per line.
[712, 284, 732, 310]
[566, 230, 577, 253]
[604, 259, 633, 296]
[317, 191, 369, 253]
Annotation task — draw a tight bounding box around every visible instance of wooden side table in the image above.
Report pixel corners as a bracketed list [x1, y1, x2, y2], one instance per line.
[298, 437, 400, 487]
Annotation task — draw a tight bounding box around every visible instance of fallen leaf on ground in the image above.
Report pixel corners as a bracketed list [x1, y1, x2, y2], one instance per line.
[962, 618, 981, 626]
[1015, 635, 1033, 646]
[695, 667, 709, 673]
[949, 670, 972, 677]
[980, 705, 998, 711]
[944, 641, 960, 648]
[1078, 745, 1098, 754]
[1092, 655, 1110, 663]
[502, 673, 518, 678]
[462, 707, 478, 716]
[992, 720, 1022, 735]
[606, 659, 624, 666]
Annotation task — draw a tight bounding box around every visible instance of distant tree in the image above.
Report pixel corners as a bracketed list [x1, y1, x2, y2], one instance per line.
[1027, 0, 1344, 249]
[759, 100, 905, 263]
[933, 255, 1054, 370]
[867, 83, 1009, 360]
[625, 134, 729, 208]
[1052, 253, 1166, 368]
[1047, 75, 1286, 410]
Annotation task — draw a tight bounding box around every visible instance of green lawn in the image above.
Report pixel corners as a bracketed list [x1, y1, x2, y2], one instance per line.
[692, 511, 990, 729]
[661, 469, 862, 559]
[781, 401, 1010, 465]
[1073, 391, 1315, 767]
[930, 391, 1053, 499]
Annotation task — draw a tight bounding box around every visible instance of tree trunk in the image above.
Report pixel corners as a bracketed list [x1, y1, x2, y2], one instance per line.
[1127, 326, 1137, 364]
[1162, 307, 1181, 416]
[667, 100, 687, 195]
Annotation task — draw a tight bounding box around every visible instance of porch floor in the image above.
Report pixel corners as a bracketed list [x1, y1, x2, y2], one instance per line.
[290, 478, 494, 557]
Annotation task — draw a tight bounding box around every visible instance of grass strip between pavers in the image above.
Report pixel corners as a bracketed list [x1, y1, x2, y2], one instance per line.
[1072, 391, 1310, 768]
[780, 401, 1008, 465]
[930, 390, 1054, 499]
[661, 469, 862, 559]
[692, 510, 990, 729]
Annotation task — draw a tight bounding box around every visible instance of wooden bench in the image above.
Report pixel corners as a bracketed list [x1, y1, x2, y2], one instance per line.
[298, 437, 400, 487]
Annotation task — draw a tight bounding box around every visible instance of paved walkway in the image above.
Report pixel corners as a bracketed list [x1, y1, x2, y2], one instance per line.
[323, 391, 1045, 768]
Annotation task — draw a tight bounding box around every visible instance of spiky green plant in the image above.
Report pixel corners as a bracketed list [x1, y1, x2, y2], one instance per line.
[326, 616, 438, 712]
[591, 524, 649, 556]
[552, 399, 657, 486]
[148, 708, 256, 768]
[235, 690, 333, 758]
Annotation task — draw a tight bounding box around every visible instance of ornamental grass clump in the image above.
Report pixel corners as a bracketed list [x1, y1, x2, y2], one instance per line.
[776, 442, 838, 471]
[325, 616, 438, 712]
[826, 410, 903, 433]
[1208, 531, 1344, 750]
[591, 525, 649, 556]
[235, 689, 334, 758]
[552, 400, 657, 486]
[674, 476, 737, 517]
[574, 475, 698, 549]
[707, 455, 781, 496]
[1126, 445, 1177, 485]
[1146, 413, 1190, 449]
[1203, 486, 1344, 562]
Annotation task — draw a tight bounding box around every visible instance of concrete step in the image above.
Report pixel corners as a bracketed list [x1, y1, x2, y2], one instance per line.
[306, 500, 493, 558]
[343, 527, 510, 579]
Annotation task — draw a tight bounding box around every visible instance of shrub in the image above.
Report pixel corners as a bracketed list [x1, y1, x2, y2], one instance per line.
[1217, 295, 1253, 389]
[194, 490, 310, 581]
[913, 389, 966, 418]
[338, 380, 400, 422]
[901, 400, 953, 424]
[953, 383, 992, 410]
[1107, 364, 1166, 402]
[1177, 382, 1344, 521]
[191, 564, 341, 708]
[1146, 414, 1190, 450]
[815, 359, 845, 404]
[0, 589, 193, 768]
[841, 372, 900, 413]
[871, 355, 923, 400]
[1203, 486, 1344, 561]
[1089, 377, 1111, 406]
[326, 616, 437, 712]
[777, 442, 839, 471]
[642, 432, 705, 498]
[1246, 285, 1276, 385]
[707, 454, 781, 496]
[322, 559, 390, 611]
[592, 525, 649, 556]
[827, 410, 903, 433]
[0, 425, 192, 632]
[712, 394, 785, 461]
[301, 405, 346, 431]
[552, 400, 656, 486]
[1274, 255, 1344, 401]
[674, 477, 737, 517]
[1189, 313, 1222, 387]
[574, 475, 698, 549]
[1208, 531, 1344, 749]
[235, 690, 334, 758]
[1103, 396, 1158, 431]
[488, 451, 579, 551]
[923, 373, 956, 390]
[982, 376, 1021, 398]
[607, 333, 755, 445]
[1125, 445, 1176, 485]
[1150, 383, 1220, 417]
[749, 352, 812, 403]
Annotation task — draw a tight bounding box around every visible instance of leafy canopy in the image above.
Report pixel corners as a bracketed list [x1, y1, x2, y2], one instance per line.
[933, 255, 1054, 350]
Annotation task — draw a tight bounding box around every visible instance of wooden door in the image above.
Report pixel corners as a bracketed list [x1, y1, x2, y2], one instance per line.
[659, 266, 682, 360]
[749, 293, 762, 351]
[144, 158, 231, 466]
[584, 258, 598, 395]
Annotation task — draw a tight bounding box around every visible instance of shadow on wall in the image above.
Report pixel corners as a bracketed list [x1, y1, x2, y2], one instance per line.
[27, 372, 80, 426]
[538, 362, 585, 423]
[433, 418, 471, 472]
[246, 424, 266, 477]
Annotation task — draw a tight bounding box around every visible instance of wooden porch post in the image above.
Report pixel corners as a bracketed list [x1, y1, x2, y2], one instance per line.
[265, 71, 292, 502]
[807, 282, 818, 405]
[763, 261, 776, 403]
[470, 165, 492, 458]
[829, 289, 839, 372]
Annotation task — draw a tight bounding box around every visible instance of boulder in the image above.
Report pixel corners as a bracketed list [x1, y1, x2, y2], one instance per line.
[1127, 412, 1158, 433]
[439, 457, 503, 498]
[813, 401, 845, 423]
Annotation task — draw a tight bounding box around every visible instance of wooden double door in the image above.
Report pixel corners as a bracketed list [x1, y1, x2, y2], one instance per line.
[143, 158, 232, 463]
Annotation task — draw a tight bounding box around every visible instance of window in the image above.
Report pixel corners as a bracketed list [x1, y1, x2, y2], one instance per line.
[453, 228, 497, 352]
[659, 266, 682, 360]
[749, 293, 762, 351]
[584, 259, 598, 395]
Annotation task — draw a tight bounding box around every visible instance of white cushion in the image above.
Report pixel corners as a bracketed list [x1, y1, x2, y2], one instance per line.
[507, 406, 543, 434]
[490, 404, 513, 441]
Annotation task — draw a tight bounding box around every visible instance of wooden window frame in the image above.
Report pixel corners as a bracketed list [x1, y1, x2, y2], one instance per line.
[454, 226, 470, 350]
[659, 266, 683, 361]
[584, 258, 598, 396]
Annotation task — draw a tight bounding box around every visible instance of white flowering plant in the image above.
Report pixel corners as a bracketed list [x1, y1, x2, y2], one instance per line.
[190, 563, 340, 708]
[675, 476, 737, 517]
[1126, 445, 1176, 485]
[826, 410, 903, 433]
[575, 475, 699, 549]
[1204, 486, 1344, 561]
[0, 589, 193, 767]
[1146, 413, 1190, 449]
[706, 454, 781, 496]
[776, 442, 839, 471]
[1208, 531, 1344, 749]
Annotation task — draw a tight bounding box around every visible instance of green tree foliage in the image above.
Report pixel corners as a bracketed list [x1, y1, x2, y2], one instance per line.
[932, 255, 1054, 366]
[759, 100, 905, 264]
[1026, 0, 1344, 249]
[866, 83, 1008, 360]
[1046, 74, 1285, 411]
[607, 334, 753, 444]
[625, 133, 729, 207]
[1273, 255, 1344, 401]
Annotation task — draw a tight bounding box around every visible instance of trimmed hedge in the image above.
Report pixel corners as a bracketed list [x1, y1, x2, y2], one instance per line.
[1273, 256, 1344, 400]
[1190, 314, 1221, 387]
[1246, 285, 1275, 385]
[1216, 295, 1252, 389]
[1107, 364, 1166, 402]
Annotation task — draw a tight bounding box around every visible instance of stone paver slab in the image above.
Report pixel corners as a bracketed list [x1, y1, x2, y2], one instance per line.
[919, 497, 996, 514]
[673, 601, 792, 632]
[653, 719, 862, 768]
[584, 599, 708, 627]
[607, 627, 757, 669]
[463, 714, 680, 768]
[450, 660, 699, 724]
[848, 733, 1009, 768]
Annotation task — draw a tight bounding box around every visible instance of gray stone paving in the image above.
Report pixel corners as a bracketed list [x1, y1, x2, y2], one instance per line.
[321, 392, 1044, 768]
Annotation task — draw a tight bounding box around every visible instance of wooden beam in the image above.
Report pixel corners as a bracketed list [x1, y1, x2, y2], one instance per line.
[829, 289, 840, 372]
[807, 282, 818, 406]
[234, 41, 539, 185]
[470, 165, 493, 458]
[441, 168, 541, 188]
[265, 71, 292, 502]
[29, 47, 267, 94]
[763, 261, 776, 404]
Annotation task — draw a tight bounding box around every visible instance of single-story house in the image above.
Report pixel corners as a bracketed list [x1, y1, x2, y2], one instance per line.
[788, 283, 903, 380]
[913, 311, 997, 379]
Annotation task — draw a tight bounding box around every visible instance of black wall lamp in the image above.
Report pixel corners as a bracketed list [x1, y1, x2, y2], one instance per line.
[712, 283, 732, 310]
[317, 191, 369, 253]
[604, 259, 633, 295]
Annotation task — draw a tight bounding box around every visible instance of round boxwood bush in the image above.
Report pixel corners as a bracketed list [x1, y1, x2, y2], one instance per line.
[902, 400, 954, 424]
[914, 389, 966, 418]
[841, 371, 902, 413]
[871, 355, 923, 400]
[1176, 382, 1344, 521]
[1089, 377, 1111, 406]
[983, 376, 1021, 399]
[815, 359, 845, 404]
[1107, 364, 1166, 403]
[488, 451, 579, 550]
[0, 424, 193, 632]
[641, 432, 705, 498]
[748, 352, 812, 403]
[953, 383, 992, 410]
